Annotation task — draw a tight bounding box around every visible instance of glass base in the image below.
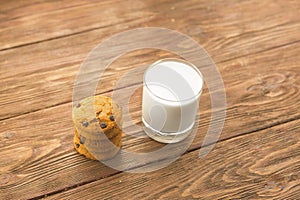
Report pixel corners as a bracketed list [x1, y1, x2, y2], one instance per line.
[142, 117, 193, 143]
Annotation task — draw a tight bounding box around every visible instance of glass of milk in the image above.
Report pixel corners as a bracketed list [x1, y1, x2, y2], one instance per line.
[142, 58, 203, 143]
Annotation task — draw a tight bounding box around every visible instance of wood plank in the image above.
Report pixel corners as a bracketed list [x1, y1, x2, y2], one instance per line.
[0, 0, 152, 50]
[0, 15, 299, 121]
[1, 0, 299, 50]
[0, 0, 299, 199]
[0, 42, 299, 199]
[45, 118, 300, 199]
[0, 0, 94, 23]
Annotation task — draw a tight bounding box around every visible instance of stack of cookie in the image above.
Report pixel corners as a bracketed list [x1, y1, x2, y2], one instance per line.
[72, 95, 122, 160]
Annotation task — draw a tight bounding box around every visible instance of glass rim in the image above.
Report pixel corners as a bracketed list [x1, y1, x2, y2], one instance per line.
[143, 58, 204, 103]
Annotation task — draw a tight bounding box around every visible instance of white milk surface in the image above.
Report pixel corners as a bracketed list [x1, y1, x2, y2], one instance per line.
[142, 60, 203, 133]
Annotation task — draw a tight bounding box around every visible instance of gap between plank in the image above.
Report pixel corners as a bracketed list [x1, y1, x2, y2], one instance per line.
[28, 115, 300, 200]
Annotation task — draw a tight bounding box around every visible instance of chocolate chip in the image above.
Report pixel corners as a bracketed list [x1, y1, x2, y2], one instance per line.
[80, 136, 86, 144]
[82, 121, 89, 127]
[75, 143, 80, 148]
[100, 122, 107, 129]
[76, 103, 81, 108]
[109, 115, 115, 121]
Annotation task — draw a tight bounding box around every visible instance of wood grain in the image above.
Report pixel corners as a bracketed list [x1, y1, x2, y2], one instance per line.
[46, 119, 300, 200]
[0, 0, 299, 51]
[1, 0, 299, 120]
[0, 41, 299, 199]
[0, 0, 94, 23]
[0, 0, 152, 50]
[0, 0, 299, 199]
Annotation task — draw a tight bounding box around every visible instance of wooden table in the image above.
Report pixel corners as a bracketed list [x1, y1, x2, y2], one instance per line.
[1, 0, 299, 199]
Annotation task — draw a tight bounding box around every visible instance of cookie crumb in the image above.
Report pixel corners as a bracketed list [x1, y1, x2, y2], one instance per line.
[100, 122, 107, 129]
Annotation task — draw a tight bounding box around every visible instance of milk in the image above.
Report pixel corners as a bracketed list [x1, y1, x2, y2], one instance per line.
[142, 59, 203, 143]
